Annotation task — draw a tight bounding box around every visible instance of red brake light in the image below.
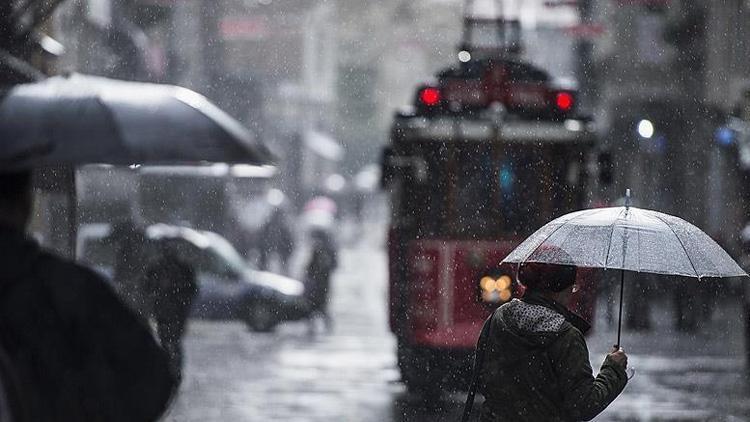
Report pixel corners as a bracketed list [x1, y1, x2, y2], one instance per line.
[419, 87, 441, 107]
[555, 92, 574, 112]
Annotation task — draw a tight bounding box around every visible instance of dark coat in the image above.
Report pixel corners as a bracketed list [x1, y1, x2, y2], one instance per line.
[479, 291, 627, 422]
[144, 253, 198, 322]
[0, 226, 175, 422]
[304, 234, 337, 311]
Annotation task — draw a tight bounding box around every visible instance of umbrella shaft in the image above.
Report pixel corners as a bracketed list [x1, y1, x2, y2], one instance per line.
[615, 270, 624, 348]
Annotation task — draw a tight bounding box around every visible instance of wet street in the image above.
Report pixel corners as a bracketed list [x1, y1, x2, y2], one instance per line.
[166, 218, 750, 422]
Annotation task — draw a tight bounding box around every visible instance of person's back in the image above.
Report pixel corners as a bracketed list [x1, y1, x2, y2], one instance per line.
[0, 171, 175, 422]
[110, 220, 150, 313]
[0, 341, 27, 422]
[305, 230, 337, 309]
[143, 246, 198, 380]
[478, 261, 628, 422]
[0, 227, 175, 422]
[146, 251, 198, 320]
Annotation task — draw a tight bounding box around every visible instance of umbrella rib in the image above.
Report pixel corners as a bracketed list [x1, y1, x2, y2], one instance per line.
[603, 207, 627, 270]
[522, 208, 608, 264]
[521, 222, 568, 263]
[650, 212, 700, 278]
[93, 95, 129, 160]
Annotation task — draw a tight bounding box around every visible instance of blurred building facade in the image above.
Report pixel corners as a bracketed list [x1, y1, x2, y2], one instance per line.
[584, 0, 750, 253]
[0, 1, 82, 257]
[49, 0, 750, 251]
[53, 0, 584, 193]
[54, 0, 342, 208]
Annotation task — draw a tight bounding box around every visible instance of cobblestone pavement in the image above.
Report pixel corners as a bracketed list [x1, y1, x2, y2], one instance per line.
[166, 219, 750, 421]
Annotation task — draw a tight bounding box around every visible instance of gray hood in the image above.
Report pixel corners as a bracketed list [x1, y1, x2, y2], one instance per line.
[489, 298, 572, 366]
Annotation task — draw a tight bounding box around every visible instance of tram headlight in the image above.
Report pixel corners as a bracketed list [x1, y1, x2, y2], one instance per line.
[479, 274, 514, 304]
[497, 275, 512, 290]
[480, 276, 496, 291]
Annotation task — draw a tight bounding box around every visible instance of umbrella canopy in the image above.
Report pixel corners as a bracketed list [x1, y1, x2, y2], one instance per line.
[502, 203, 747, 348]
[0, 73, 273, 169]
[503, 206, 746, 279]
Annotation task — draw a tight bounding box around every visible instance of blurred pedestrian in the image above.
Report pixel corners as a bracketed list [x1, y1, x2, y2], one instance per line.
[304, 228, 338, 333]
[143, 242, 198, 381]
[598, 270, 617, 327]
[109, 217, 149, 315]
[673, 279, 699, 332]
[470, 260, 628, 422]
[0, 170, 175, 422]
[258, 208, 294, 275]
[625, 275, 652, 331]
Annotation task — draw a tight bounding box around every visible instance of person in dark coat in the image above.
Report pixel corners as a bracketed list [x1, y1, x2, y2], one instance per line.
[304, 228, 338, 333]
[0, 343, 27, 422]
[478, 261, 628, 422]
[258, 208, 295, 275]
[0, 170, 175, 422]
[143, 242, 198, 381]
[109, 218, 149, 315]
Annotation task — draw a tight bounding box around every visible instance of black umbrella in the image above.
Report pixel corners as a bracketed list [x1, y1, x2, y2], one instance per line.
[0, 73, 273, 168]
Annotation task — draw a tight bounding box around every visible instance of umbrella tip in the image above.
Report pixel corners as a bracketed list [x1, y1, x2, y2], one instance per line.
[625, 189, 631, 209]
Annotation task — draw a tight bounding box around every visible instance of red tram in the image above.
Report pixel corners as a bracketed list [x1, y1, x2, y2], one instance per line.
[381, 57, 599, 392]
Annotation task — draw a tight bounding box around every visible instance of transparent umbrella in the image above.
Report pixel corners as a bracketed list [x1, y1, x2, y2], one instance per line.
[502, 191, 748, 347]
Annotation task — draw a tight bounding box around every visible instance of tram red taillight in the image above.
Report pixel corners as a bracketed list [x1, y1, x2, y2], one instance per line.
[555, 91, 575, 112]
[419, 87, 442, 107]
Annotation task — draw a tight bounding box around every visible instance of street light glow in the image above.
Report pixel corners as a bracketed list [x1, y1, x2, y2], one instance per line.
[458, 50, 471, 63]
[637, 119, 654, 139]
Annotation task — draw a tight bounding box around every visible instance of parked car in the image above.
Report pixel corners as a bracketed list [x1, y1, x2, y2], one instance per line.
[77, 223, 308, 332]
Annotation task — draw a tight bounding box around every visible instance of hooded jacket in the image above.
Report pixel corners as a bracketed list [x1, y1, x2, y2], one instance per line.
[479, 291, 627, 422]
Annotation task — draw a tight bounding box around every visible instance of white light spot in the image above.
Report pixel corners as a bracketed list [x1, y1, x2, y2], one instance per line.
[637, 119, 654, 139]
[267, 188, 285, 207]
[458, 50, 471, 63]
[564, 119, 583, 132]
[325, 174, 346, 193]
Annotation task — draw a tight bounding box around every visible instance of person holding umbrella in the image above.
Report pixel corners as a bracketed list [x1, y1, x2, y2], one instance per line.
[0, 68, 273, 421]
[473, 251, 629, 422]
[463, 191, 748, 421]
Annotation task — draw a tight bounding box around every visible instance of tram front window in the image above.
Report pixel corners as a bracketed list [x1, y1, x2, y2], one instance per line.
[399, 142, 584, 239]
